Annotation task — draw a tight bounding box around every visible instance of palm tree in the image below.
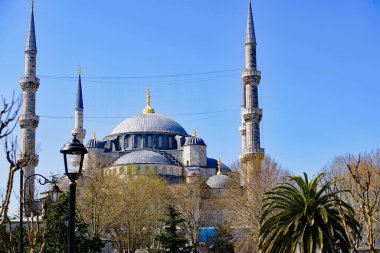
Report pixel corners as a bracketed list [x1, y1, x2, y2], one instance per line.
[259, 173, 359, 253]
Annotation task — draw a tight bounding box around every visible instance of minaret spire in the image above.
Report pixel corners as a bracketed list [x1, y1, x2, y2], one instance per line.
[18, 0, 40, 213]
[75, 65, 84, 111]
[240, 0, 264, 183]
[72, 65, 86, 143]
[26, 1, 37, 53]
[246, 0, 256, 45]
[72, 65, 86, 168]
[245, 0, 257, 70]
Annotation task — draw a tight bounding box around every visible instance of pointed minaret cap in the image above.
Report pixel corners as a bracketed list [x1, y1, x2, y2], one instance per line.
[246, 0, 256, 45]
[217, 158, 222, 175]
[143, 88, 155, 113]
[93, 132, 97, 140]
[76, 65, 84, 111]
[193, 129, 197, 137]
[26, 0, 37, 52]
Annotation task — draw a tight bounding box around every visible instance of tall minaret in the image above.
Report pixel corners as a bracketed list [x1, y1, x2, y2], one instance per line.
[18, 0, 40, 201]
[71, 66, 86, 166]
[240, 0, 264, 182]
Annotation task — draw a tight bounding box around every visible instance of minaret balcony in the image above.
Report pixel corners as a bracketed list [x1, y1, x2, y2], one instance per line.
[17, 153, 39, 167]
[72, 129, 86, 140]
[242, 148, 265, 156]
[242, 68, 261, 80]
[19, 114, 39, 128]
[242, 108, 263, 121]
[20, 77, 40, 91]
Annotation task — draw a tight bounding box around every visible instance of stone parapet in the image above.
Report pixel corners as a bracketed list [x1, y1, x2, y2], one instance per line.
[17, 153, 39, 167]
[20, 77, 40, 91]
[241, 148, 265, 157]
[242, 108, 263, 121]
[242, 68, 261, 83]
[72, 129, 86, 141]
[19, 114, 39, 128]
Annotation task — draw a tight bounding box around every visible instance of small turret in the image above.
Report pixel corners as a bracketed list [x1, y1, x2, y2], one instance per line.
[183, 130, 207, 167]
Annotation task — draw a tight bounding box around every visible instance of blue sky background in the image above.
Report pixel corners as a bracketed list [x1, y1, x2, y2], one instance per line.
[0, 0, 379, 214]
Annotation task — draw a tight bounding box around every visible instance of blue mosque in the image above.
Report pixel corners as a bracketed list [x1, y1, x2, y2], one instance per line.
[19, 0, 263, 206]
[80, 87, 232, 187]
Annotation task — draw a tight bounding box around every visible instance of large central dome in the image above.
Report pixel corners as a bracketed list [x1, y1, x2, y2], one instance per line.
[110, 113, 188, 136]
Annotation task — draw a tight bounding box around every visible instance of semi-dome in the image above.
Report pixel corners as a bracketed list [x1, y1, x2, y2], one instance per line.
[206, 174, 230, 189]
[110, 113, 188, 136]
[184, 136, 206, 146]
[114, 150, 173, 166]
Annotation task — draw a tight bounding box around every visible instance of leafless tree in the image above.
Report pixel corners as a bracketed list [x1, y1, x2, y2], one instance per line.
[169, 181, 216, 251]
[224, 156, 288, 253]
[324, 151, 380, 253]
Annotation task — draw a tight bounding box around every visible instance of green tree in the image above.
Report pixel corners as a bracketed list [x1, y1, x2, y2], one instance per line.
[45, 193, 104, 252]
[211, 222, 234, 253]
[156, 204, 193, 253]
[259, 173, 360, 253]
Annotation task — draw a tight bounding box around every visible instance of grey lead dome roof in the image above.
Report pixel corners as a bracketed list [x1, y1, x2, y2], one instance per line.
[114, 150, 173, 166]
[184, 136, 206, 146]
[206, 174, 231, 189]
[110, 113, 188, 136]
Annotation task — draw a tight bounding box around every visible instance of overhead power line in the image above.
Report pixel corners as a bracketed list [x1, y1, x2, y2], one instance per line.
[40, 108, 240, 120]
[39, 68, 241, 80]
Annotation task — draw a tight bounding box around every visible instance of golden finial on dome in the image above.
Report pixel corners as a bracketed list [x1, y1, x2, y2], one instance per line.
[78, 64, 81, 76]
[193, 129, 197, 137]
[143, 88, 155, 113]
[217, 158, 222, 175]
[93, 132, 96, 140]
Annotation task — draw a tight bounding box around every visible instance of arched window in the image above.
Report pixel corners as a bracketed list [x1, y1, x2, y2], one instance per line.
[125, 135, 129, 149]
[168, 136, 173, 149]
[135, 135, 142, 149]
[158, 136, 163, 148]
[147, 135, 152, 147]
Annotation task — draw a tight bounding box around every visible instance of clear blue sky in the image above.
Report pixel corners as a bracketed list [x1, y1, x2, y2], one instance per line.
[1, 0, 380, 213]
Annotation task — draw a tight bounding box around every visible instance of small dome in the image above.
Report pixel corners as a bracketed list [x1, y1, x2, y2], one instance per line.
[114, 150, 173, 166]
[86, 138, 102, 148]
[109, 113, 188, 136]
[184, 136, 206, 146]
[206, 174, 230, 189]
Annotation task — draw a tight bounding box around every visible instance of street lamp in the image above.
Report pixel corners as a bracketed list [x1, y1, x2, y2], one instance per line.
[60, 134, 87, 253]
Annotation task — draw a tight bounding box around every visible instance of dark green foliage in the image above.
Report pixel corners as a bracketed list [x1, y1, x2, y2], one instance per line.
[155, 204, 193, 253]
[45, 193, 104, 252]
[210, 222, 234, 253]
[0, 224, 17, 252]
[259, 173, 360, 253]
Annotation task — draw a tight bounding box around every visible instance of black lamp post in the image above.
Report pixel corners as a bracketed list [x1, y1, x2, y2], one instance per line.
[60, 134, 87, 253]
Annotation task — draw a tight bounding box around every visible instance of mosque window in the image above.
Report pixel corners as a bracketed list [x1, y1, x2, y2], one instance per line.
[125, 136, 129, 149]
[158, 136, 163, 147]
[168, 136, 173, 149]
[135, 135, 142, 149]
[147, 135, 152, 147]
